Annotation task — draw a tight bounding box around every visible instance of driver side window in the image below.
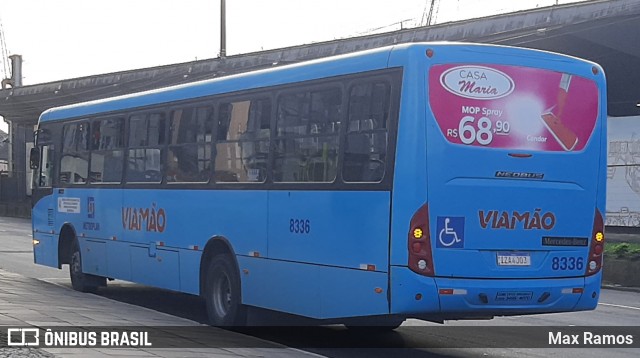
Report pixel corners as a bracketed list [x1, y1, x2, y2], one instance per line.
[38, 145, 55, 188]
[60, 122, 89, 184]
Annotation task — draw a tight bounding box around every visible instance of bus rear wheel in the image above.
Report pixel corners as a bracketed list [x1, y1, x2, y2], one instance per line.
[69, 240, 103, 293]
[205, 254, 246, 326]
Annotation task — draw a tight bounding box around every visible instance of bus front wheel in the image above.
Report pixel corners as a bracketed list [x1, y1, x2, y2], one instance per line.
[205, 254, 246, 326]
[69, 240, 103, 293]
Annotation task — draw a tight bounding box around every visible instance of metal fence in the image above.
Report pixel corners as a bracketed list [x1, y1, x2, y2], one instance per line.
[0, 170, 31, 218]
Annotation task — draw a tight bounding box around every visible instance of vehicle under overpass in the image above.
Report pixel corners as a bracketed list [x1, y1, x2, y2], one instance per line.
[0, 0, 638, 218]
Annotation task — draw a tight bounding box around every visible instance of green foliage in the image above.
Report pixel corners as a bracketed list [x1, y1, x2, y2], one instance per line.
[605, 242, 640, 260]
[612, 243, 630, 255]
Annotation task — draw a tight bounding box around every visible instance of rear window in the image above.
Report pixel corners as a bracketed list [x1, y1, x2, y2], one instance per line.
[429, 64, 599, 152]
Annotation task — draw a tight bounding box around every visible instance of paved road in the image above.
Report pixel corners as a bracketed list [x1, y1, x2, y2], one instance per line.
[1, 217, 638, 357]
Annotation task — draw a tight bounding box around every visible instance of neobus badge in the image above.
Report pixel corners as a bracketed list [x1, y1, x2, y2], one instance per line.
[440, 66, 515, 100]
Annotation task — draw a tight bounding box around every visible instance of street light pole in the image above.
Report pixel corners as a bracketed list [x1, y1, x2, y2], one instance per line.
[220, 0, 227, 58]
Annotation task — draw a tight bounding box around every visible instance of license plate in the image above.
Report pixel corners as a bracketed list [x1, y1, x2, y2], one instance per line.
[497, 252, 531, 266]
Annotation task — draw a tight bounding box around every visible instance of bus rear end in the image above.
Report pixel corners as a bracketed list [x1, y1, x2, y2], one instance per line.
[391, 44, 606, 320]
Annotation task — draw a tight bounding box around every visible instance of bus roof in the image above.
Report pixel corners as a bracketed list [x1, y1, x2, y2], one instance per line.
[39, 42, 598, 123]
[39, 45, 398, 123]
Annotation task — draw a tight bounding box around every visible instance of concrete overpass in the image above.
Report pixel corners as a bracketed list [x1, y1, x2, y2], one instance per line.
[0, 0, 638, 206]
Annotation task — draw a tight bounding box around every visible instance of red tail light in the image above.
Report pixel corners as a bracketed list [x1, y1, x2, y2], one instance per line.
[586, 209, 605, 276]
[408, 204, 435, 276]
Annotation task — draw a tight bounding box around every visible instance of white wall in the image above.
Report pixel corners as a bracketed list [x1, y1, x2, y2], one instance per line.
[606, 115, 640, 226]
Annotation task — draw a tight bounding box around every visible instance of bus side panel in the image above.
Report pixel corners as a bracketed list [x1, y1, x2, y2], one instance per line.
[106, 240, 132, 281]
[238, 256, 389, 319]
[267, 190, 391, 270]
[179, 249, 201, 295]
[130, 246, 180, 291]
[62, 189, 123, 248]
[246, 190, 391, 319]
[82, 239, 108, 276]
[131, 190, 270, 260]
[387, 46, 430, 268]
[32, 194, 58, 268]
[33, 232, 58, 268]
[120, 189, 268, 294]
[239, 257, 319, 317]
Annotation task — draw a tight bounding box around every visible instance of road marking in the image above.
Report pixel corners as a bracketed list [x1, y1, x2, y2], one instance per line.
[599, 302, 640, 311]
[287, 348, 328, 358]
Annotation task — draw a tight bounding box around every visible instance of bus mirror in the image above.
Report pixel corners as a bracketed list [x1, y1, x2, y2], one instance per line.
[29, 147, 40, 170]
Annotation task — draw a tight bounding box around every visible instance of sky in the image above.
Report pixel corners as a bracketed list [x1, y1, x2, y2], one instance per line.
[0, 0, 587, 132]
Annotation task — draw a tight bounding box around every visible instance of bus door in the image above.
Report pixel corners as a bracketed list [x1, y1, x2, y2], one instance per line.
[426, 62, 604, 281]
[31, 126, 58, 267]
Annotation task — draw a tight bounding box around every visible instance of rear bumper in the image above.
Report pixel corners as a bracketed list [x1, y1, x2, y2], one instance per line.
[391, 266, 601, 318]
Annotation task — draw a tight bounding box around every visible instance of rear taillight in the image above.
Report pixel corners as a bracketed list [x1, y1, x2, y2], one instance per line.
[408, 204, 434, 276]
[586, 209, 605, 276]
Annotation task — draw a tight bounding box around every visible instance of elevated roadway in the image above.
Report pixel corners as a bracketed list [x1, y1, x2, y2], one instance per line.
[1, 0, 639, 202]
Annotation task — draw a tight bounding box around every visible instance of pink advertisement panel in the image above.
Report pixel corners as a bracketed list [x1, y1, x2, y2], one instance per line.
[429, 64, 599, 152]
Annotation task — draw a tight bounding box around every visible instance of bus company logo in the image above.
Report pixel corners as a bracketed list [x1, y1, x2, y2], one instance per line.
[7, 328, 39, 346]
[121, 203, 167, 233]
[440, 66, 515, 100]
[479, 209, 556, 230]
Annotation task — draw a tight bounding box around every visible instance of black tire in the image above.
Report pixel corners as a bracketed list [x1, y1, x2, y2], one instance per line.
[69, 240, 102, 293]
[205, 254, 246, 326]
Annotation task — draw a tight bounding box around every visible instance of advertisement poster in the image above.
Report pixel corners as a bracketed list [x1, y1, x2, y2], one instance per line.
[429, 64, 599, 152]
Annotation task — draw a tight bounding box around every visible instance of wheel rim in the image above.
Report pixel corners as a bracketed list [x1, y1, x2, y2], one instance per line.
[71, 251, 81, 279]
[212, 271, 232, 318]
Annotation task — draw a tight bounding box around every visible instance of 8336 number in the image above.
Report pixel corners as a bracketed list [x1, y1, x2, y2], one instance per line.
[290, 219, 310, 234]
[552, 256, 584, 271]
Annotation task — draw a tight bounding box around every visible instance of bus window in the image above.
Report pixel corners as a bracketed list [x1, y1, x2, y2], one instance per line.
[38, 144, 55, 187]
[343, 82, 390, 182]
[60, 122, 89, 184]
[167, 106, 213, 183]
[274, 88, 341, 182]
[90, 117, 124, 183]
[214, 98, 270, 183]
[126, 113, 166, 183]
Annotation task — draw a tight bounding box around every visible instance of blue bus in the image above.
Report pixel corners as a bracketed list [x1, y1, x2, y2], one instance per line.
[30, 42, 606, 327]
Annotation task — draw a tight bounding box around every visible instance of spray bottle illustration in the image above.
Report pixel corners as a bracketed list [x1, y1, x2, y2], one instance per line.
[540, 73, 578, 151]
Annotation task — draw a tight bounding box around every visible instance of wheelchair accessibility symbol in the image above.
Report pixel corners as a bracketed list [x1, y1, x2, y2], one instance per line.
[436, 216, 465, 248]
